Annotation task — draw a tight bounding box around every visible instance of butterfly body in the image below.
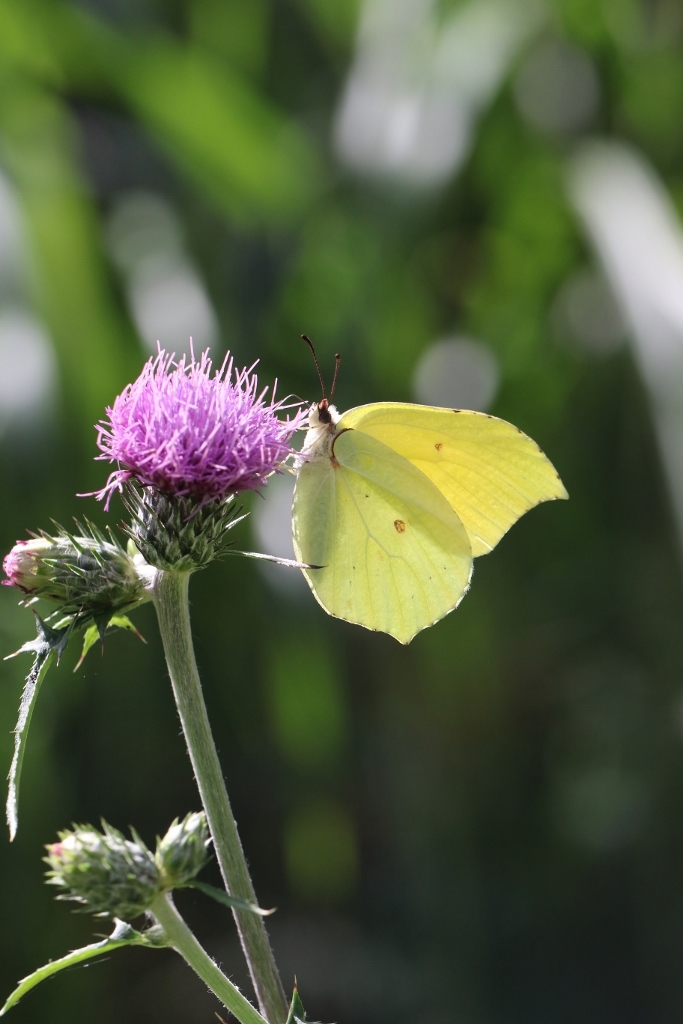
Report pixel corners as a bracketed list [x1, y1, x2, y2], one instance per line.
[299, 399, 340, 459]
[292, 401, 567, 644]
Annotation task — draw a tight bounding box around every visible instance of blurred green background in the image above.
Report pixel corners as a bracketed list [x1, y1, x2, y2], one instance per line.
[2, 0, 683, 1021]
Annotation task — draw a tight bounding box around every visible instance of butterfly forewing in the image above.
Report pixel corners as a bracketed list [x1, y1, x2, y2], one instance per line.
[338, 403, 568, 557]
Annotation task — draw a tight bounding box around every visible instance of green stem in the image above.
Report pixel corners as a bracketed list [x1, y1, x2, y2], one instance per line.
[152, 569, 288, 1024]
[150, 892, 268, 1024]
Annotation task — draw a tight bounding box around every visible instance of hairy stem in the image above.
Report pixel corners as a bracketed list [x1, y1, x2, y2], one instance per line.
[153, 569, 287, 1024]
[150, 892, 268, 1024]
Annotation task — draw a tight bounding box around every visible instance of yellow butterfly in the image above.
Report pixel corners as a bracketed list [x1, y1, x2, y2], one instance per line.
[292, 346, 567, 644]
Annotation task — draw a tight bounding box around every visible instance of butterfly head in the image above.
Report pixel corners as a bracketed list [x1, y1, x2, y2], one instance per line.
[300, 336, 342, 454]
[309, 397, 339, 428]
[302, 398, 340, 456]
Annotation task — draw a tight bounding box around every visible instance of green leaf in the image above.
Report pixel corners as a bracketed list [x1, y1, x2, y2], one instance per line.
[74, 614, 146, 672]
[0, 919, 166, 1016]
[286, 984, 307, 1024]
[107, 614, 146, 642]
[5, 618, 71, 841]
[7, 608, 146, 833]
[188, 880, 274, 916]
[285, 982, 327, 1023]
[74, 622, 99, 671]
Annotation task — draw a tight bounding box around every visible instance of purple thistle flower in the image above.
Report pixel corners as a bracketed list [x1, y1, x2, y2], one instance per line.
[95, 348, 306, 508]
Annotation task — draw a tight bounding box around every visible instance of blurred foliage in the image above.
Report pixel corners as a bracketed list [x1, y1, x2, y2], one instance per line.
[1, 0, 683, 1022]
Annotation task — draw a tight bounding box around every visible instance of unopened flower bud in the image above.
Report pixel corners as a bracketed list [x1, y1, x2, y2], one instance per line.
[3, 539, 55, 595]
[45, 823, 161, 919]
[155, 811, 210, 888]
[3, 525, 147, 621]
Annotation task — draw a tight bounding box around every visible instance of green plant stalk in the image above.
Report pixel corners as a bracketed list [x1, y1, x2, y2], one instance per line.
[152, 569, 288, 1024]
[150, 892, 268, 1024]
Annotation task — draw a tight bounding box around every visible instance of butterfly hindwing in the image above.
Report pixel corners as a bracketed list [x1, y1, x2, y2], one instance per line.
[292, 429, 472, 644]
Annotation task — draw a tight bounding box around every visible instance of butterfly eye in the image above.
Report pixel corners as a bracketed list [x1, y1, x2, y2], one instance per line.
[317, 398, 332, 425]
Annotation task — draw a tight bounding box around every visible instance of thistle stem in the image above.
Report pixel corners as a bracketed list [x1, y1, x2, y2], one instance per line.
[150, 892, 269, 1024]
[152, 569, 288, 1024]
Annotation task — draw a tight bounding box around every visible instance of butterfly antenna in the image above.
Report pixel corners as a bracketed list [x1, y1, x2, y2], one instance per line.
[330, 352, 341, 402]
[301, 334, 326, 400]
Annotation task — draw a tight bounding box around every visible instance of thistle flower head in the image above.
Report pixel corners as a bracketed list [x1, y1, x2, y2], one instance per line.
[44, 814, 211, 919]
[45, 823, 160, 919]
[95, 348, 306, 508]
[155, 811, 210, 889]
[2, 523, 147, 622]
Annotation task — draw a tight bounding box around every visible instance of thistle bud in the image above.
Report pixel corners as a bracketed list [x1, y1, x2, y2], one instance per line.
[155, 811, 210, 888]
[3, 524, 147, 622]
[3, 539, 55, 596]
[45, 823, 161, 919]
